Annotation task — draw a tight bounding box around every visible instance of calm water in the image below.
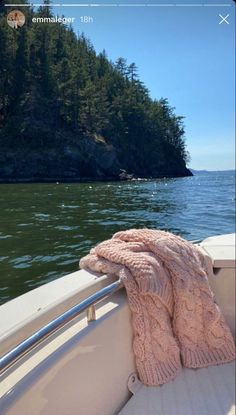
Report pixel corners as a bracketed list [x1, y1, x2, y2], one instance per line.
[0, 171, 235, 304]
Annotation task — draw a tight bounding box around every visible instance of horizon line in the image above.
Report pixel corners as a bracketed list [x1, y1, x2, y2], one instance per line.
[4, 2, 233, 6]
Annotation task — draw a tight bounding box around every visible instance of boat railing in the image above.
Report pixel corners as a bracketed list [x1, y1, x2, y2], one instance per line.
[0, 279, 124, 374]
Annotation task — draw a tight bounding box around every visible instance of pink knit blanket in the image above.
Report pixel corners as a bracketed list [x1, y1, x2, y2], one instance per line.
[79, 229, 235, 386]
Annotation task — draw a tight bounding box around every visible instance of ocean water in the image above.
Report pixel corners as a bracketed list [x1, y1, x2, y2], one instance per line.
[0, 171, 235, 304]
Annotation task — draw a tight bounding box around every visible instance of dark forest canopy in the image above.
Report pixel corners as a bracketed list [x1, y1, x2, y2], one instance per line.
[0, 0, 192, 181]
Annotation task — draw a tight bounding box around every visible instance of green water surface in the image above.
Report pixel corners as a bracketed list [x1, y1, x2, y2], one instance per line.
[0, 171, 235, 304]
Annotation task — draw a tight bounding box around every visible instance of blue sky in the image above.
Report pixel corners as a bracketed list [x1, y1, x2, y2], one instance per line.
[50, 2, 234, 169]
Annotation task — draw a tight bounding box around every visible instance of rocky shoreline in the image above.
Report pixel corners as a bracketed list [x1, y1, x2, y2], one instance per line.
[0, 172, 192, 184]
[0, 139, 192, 183]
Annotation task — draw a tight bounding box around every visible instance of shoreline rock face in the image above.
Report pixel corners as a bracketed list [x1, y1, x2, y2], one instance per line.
[0, 138, 192, 183]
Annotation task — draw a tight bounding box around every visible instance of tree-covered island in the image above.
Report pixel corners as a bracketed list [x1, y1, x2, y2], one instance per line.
[0, 1, 192, 182]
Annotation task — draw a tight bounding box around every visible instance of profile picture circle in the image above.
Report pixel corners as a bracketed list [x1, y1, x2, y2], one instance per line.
[7, 10, 25, 29]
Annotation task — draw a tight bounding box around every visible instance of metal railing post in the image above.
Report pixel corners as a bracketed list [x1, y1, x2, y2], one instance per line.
[0, 279, 123, 373]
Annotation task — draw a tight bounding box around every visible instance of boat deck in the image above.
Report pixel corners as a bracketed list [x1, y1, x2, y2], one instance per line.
[119, 362, 235, 415]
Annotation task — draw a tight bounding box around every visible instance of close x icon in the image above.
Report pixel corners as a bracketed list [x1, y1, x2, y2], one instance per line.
[219, 14, 230, 24]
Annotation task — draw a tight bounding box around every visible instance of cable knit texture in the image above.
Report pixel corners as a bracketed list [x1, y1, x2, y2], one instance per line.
[79, 229, 235, 386]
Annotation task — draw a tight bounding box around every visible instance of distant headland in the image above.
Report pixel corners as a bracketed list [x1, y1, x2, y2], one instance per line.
[189, 169, 235, 175]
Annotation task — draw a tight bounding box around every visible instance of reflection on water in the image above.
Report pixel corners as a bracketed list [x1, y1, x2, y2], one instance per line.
[0, 171, 235, 304]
